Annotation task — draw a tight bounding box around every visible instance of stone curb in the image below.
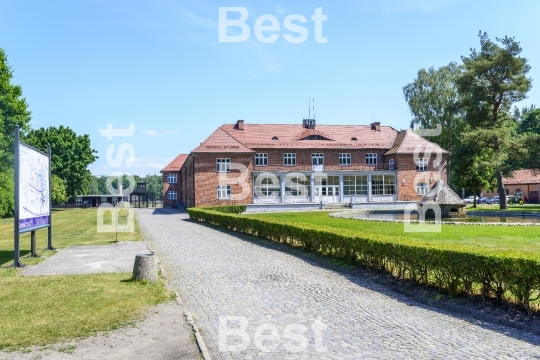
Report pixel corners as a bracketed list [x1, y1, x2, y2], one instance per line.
[142, 216, 212, 360]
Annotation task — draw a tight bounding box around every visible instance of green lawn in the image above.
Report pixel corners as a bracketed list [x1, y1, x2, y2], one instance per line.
[467, 204, 540, 212]
[247, 211, 540, 261]
[0, 209, 169, 351]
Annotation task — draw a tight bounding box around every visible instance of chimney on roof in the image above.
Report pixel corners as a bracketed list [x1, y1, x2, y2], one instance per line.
[370, 122, 380, 131]
[236, 119, 245, 130]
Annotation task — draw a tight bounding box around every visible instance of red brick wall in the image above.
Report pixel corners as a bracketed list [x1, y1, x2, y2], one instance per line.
[192, 153, 253, 207]
[178, 150, 448, 206]
[396, 153, 448, 201]
[181, 156, 195, 208]
[162, 171, 181, 207]
[251, 148, 391, 172]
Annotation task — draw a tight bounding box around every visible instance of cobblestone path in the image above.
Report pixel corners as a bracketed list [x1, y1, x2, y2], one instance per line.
[136, 209, 540, 359]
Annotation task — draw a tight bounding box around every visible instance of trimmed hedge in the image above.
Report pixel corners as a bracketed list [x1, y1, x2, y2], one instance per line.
[188, 207, 540, 314]
[203, 205, 246, 214]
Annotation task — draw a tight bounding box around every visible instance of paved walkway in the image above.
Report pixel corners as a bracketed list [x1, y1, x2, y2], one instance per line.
[21, 242, 150, 276]
[136, 208, 540, 359]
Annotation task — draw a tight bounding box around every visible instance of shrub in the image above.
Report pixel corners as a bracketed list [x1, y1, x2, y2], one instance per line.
[203, 205, 246, 214]
[187, 207, 540, 315]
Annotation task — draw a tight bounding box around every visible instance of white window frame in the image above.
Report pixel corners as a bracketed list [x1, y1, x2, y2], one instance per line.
[255, 153, 268, 166]
[283, 153, 296, 166]
[388, 159, 395, 170]
[168, 191, 177, 200]
[216, 158, 231, 173]
[366, 153, 377, 165]
[101, 197, 107, 204]
[371, 175, 396, 195]
[167, 174, 177, 183]
[312, 153, 324, 165]
[76, 197, 82, 205]
[416, 158, 428, 171]
[254, 175, 280, 197]
[112, 197, 118, 205]
[217, 185, 231, 199]
[416, 182, 428, 195]
[339, 153, 351, 166]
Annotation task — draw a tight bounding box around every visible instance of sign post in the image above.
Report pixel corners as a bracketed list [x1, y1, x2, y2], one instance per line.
[46, 145, 55, 250]
[13, 126, 23, 267]
[12, 125, 52, 267]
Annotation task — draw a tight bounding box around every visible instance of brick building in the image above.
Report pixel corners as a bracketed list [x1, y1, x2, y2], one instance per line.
[164, 119, 449, 208]
[482, 169, 540, 203]
[161, 154, 188, 207]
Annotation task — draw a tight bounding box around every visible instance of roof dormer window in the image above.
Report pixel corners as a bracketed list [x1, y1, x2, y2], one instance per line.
[272, 136, 279, 141]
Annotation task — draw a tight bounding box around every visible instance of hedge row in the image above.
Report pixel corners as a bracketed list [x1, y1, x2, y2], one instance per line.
[203, 205, 247, 214]
[188, 207, 540, 314]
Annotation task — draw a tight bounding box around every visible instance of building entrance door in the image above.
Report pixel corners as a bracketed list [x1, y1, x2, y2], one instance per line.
[529, 191, 539, 203]
[314, 184, 340, 203]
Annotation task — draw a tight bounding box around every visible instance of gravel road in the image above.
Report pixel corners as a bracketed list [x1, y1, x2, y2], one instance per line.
[137, 208, 540, 359]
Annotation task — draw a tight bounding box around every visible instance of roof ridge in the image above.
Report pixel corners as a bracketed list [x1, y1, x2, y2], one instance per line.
[394, 130, 408, 153]
[222, 123, 397, 127]
[219, 125, 253, 150]
[220, 125, 255, 150]
[160, 153, 189, 172]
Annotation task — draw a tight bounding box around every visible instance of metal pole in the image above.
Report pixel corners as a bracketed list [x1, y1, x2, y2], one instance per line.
[12, 125, 24, 267]
[47, 144, 55, 250]
[30, 230, 39, 257]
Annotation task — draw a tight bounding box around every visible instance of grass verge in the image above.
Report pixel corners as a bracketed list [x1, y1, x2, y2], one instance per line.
[0, 208, 168, 351]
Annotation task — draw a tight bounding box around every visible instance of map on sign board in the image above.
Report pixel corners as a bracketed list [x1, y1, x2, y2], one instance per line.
[18, 143, 50, 232]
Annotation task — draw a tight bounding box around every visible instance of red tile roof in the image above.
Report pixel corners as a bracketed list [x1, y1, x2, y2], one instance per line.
[193, 127, 254, 153]
[186, 122, 450, 157]
[294, 128, 335, 141]
[384, 130, 449, 155]
[504, 169, 540, 185]
[221, 123, 399, 149]
[161, 154, 189, 172]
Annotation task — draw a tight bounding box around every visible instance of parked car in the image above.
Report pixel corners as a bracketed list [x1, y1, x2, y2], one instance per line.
[479, 197, 490, 204]
[463, 196, 479, 204]
[487, 196, 500, 204]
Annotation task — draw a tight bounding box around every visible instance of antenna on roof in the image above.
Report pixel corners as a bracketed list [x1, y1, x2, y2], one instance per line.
[308, 98, 311, 119]
[313, 98, 315, 120]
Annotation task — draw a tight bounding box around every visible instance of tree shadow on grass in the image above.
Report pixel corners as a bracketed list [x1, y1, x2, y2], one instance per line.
[183, 217, 540, 348]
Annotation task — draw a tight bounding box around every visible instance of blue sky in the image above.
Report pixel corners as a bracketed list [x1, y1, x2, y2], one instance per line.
[1, 0, 539, 175]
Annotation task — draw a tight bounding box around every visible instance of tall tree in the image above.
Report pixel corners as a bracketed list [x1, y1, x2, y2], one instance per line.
[0, 48, 32, 171]
[452, 133, 497, 207]
[25, 126, 98, 198]
[0, 169, 14, 217]
[517, 108, 540, 135]
[457, 32, 532, 209]
[51, 174, 68, 203]
[0, 48, 32, 217]
[403, 62, 465, 153]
